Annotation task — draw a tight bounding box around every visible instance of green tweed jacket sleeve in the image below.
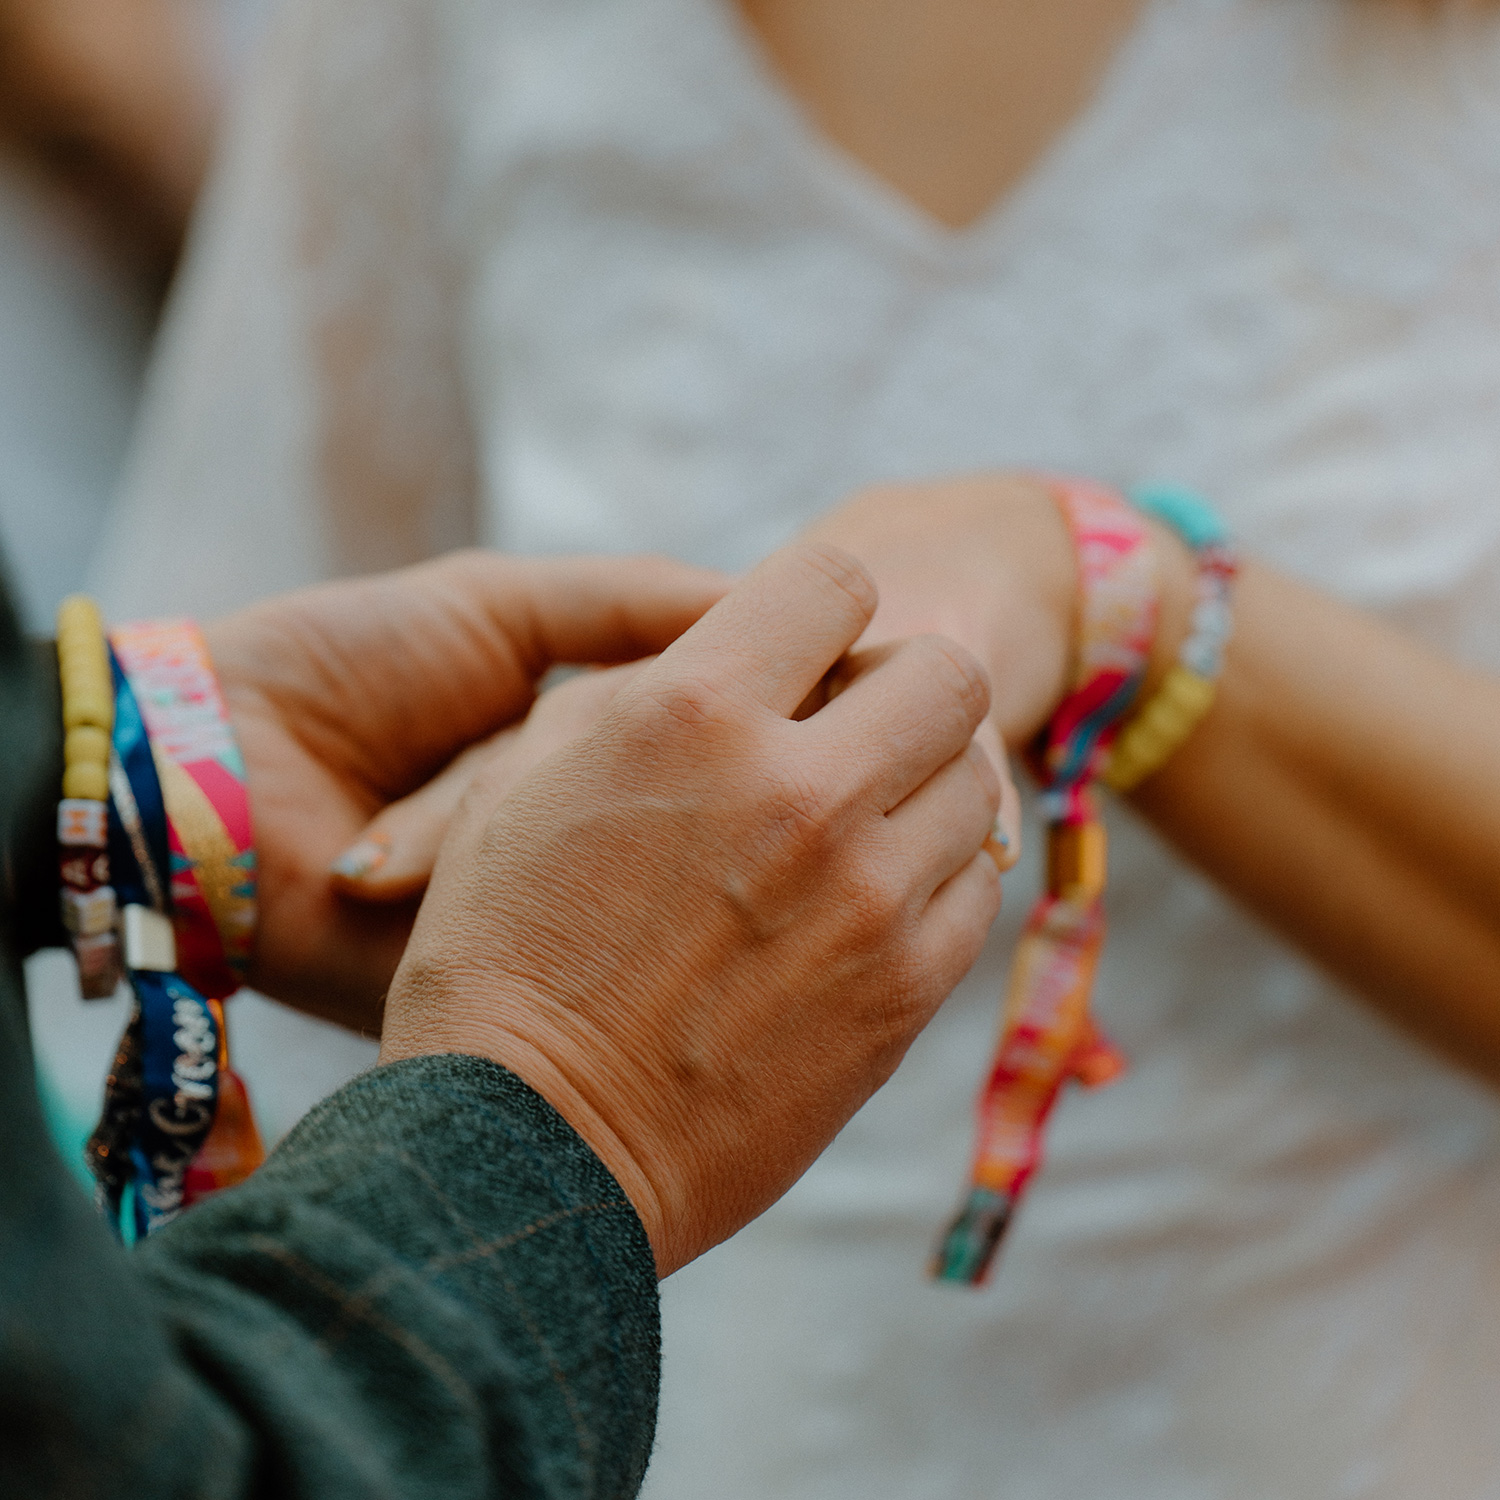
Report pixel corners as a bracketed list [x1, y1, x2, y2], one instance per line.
[0, 579, 661, 1500]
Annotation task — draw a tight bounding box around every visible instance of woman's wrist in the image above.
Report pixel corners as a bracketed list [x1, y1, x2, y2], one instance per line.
[979, 476, 1079, 743]
[985, 484, 1199, 748]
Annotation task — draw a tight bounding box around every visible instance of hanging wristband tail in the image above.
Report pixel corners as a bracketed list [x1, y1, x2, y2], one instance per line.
[932, 478, 1157, 1286]
[89, 654, 226, 1237]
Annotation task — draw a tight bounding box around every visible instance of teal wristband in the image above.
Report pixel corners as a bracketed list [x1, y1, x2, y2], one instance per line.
[1127, 482, 1229, 551]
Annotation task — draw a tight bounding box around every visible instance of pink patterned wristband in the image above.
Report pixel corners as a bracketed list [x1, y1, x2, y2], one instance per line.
[110, 620, 257, 1000]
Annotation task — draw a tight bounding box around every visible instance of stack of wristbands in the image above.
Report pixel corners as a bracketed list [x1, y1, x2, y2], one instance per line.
[1104, 484, 1239, 793]
[934, 480, 1238, 1286]
[53, 596, 263, 1239]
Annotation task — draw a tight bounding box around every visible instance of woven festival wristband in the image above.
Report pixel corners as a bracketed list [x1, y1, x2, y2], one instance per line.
[1102, 485, 1240, 795]
[111, 619, 257, 998]
[931, 476, 1159, 1287]
[82, 619, 263, 1238]
[111, 620, 265, 1214]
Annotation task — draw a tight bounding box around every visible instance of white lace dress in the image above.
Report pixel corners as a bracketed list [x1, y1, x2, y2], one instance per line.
[93, 0, 1500, 1493]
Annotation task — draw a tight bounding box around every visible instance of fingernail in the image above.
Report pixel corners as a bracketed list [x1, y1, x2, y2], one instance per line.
[1000, 793, 1024, 852]
[984, 809, 1023, 873]
[330, 834, 391, 881]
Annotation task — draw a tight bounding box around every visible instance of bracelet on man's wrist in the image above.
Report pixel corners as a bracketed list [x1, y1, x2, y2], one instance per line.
[53, 598, 265, 1241]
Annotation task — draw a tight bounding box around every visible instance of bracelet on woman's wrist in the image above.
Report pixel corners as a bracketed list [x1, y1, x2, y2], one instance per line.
[935, 477, 1240, 1289]
[934, 477, 1158, 1286]
[1101, 484, 1239, 794]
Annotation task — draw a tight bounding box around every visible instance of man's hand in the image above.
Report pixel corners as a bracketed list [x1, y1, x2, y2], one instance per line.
[380, 543, 1013, 1276]
[203, 549, 727, 1029]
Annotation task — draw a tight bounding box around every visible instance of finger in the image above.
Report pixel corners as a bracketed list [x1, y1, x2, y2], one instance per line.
[333, 663, 648, 901]
[885, 738, 1002, 899]
[332, 728, 518, 902]
[811, 634, 990, 810]
[910, 849, 1006, 1016]
[637, 542, 878, 718]
[438, 551, 730, 674]
[974, 718, 1023, 872]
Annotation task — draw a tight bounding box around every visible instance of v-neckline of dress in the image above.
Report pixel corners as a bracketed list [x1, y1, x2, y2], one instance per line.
[697, 0, 1174, 272]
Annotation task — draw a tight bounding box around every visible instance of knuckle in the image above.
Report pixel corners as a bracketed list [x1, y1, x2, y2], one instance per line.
[632, 671, 737, 736]
[843, 861, 909, 942]
[760, 762, 834, 851]
[911, 636, 990, 722]
[795, 542, 879, 621]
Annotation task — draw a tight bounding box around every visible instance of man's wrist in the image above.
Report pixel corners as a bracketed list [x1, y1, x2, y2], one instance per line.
[379, 968, 675, 1276]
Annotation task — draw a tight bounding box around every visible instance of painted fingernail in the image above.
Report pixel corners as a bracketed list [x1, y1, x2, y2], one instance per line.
[984, 809, 1023, 872]
[1001, 794, 1025, 849]
[330, 834, 391, 881]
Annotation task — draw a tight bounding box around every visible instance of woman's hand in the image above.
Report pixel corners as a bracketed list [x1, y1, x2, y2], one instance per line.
[203, 550, 727, 1029]
[380, 543, 1014, 1275]
[801, 474, 1081, 745]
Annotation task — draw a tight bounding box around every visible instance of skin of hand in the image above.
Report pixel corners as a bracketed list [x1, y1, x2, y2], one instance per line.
[202, 549, 729, 1031]
[802, 473, 1200, 742]
[801, 475, 1079, 746]
[329, 524, 1026, 907]
[379, 542, 1012, 1276]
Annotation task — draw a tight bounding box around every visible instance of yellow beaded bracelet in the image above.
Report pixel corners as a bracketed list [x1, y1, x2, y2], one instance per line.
[57, 597, 112, 724]
[57, 595, 114, 799]
[1101, 664, 1216, 793]
[56, 594, 120, 997]
[1100, 485, 1239, 795]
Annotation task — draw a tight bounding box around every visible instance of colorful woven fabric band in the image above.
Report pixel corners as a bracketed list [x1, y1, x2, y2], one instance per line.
[81, 620, 264, 1237]
[110, 619, 257, 998]
[87, 654, 224, 1238]
[1102, 485, 1239, 794]
[932, 477, 1158, 1286]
